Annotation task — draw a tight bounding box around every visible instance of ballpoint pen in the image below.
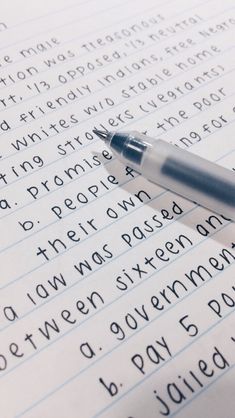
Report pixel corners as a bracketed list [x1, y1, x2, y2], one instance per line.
[93, 129, 235, 221]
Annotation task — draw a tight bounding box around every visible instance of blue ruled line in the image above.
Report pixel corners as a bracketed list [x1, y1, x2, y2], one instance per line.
[16, 258, 235, 418]
[170, 363, 235, 417]
[93, 308, 235, 418]
[0, 71, 234, 257]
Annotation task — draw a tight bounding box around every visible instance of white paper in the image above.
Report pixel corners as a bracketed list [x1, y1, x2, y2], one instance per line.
[0, 0, 235, 417]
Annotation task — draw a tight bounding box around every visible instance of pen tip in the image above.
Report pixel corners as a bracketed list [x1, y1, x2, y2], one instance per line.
[93, 129, 109, 141]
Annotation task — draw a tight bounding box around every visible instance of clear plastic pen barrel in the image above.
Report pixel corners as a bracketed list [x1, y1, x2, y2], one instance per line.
[108, 131, 235, 221]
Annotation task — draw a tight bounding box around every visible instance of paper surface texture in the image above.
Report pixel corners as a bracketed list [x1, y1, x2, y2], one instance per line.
[0, 0, 235, 417]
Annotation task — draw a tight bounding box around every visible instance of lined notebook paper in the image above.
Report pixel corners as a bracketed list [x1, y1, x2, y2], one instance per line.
[0, 0, 235, 417]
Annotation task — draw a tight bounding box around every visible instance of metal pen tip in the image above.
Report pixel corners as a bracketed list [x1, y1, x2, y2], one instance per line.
[93, 129, 109, 141]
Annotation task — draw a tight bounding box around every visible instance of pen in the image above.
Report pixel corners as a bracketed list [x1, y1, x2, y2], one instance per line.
[93, 129, 235, 221]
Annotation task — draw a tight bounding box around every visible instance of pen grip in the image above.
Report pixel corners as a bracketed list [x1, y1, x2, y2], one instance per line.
[141, 140, 235, 221]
